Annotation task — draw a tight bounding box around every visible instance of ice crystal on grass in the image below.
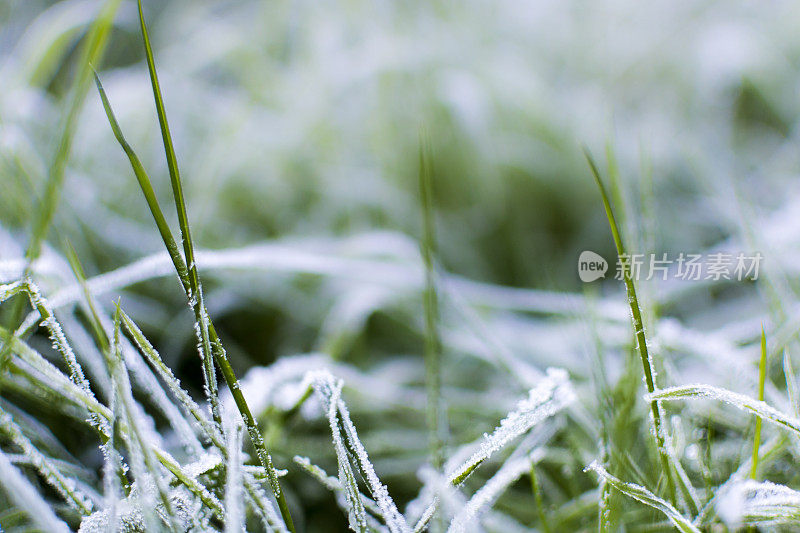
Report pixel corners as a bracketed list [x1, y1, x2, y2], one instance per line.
[717, 479, 800, 528]
[310, 370, 412, 533]
[224, 412, 245, 533]
[447, 452, 539, 533]
[5, 3, 800, 526]
[447, 368, 575, 486]
[647, 383, 800, 437]
[0, 446, 71, 533]
[585, 461, 700, 533]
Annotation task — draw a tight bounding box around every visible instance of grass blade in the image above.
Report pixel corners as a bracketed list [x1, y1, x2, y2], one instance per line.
[447, 368, 574, 486]
[96, 14, 297, 528]
[25, 0, 122, 264]
[419, 135, 445, 531]
[0, 447, 71, 533]
[92, 73, 189, 290]
[584, 149, 679, 507]
[718, 479, 800, 527]
[448, 453, 539, 533]
[646, 384, 800, 437]
[135, 0, 221, 431]
[0, 406, 94, 515]
[311, 370, 411, 533]
[585, 461, 699, 533]
[530, 459, 551, 533]
[750, 327, 767, 479]
[109, 305, 178, 531]
[119, 309, 223, 449]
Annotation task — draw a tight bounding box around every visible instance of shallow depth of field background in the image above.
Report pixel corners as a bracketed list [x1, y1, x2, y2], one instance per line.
[2, 0, 800, 531]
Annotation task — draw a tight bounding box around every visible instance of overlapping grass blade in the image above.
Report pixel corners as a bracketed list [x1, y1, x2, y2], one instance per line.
[646, 384, 800, 436]
[447, 453, 538, 533]
[717, 479, 800, 527]
[0, 406, 94, 515]
[412, 369, 574, 532]
[95, 7, 297, 527]
[119, 309, 223, 448]
[584, 149, 680, 507]
[109, 305, 178, 531]
[92, 74, 189, 289]
[136, 0, 221, 431]
[311, 370, 411, 533]
[0, 446, 71, 533]
[585, 461, 699, 533]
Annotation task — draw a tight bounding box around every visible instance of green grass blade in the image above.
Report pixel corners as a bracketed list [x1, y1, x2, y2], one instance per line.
[118, 309, 223, 448]
[586, 462, 700, 533]
[25, 0, 122, 264]
[750, 327, 767, 479]
[647, 384, 800, 437]
[92, 72, 189, 291]
[584, 149, 679, 508]
[109, 305, 178, 531]
[135, 5, 297, 528]
[136, 0, 221, 436]
[96, 68, 296, 530]
[419, 136, 445, 474]
[64, 239, 109, 353]
[784, 349, 799, 416]
[137, 0, 194, 267]
[530, 460, 551, 533]
[0, 407, 94, 515]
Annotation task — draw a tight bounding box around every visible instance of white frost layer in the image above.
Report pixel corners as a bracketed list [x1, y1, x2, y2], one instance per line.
[717, 479, 800, 528]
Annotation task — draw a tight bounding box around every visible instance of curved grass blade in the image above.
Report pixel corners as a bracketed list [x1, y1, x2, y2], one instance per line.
[135, 0, 221, 434]
[92, 73, 189, 291]
[646, 384, 800, 437]
[585, 461, 700, 533]
[95, 15, 297, 528]
[584, 149, 679, 508]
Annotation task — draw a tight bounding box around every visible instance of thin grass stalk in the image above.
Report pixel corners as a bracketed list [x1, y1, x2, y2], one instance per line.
[92, 74, 190, 290]
[530, 460, 551, 533]
[750, 327, 767, 480]
[135, 0, 221, 431]
[95, 45, 297, 533]
[419, 138, 445, 471]
[25, 0, 122, 264]
[110, 305, 179, 531]
[2, 0, 123, 361]
[584, 149, 678, 507]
